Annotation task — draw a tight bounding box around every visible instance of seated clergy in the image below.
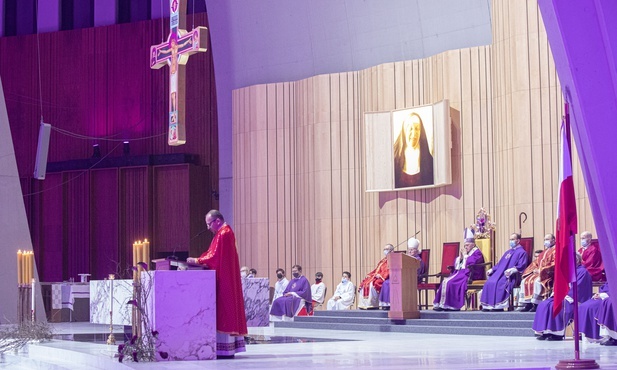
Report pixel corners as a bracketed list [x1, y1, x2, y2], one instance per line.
[379, 238, 425, 309]
[578, 231, 605, 282]
[311, 272, 327, 306]
[480, 233, 530, 311]
[358, 244, 394, 309]
[272, 268, 289, 302]
[578, 282, 610, 343]
[407, 238, 427, 280]
[327, 271, 355, 311]
[517, 233, 556, 312]
[433, 230, 485, 311]
[269, 265, 311, 321]
[597, 293, 617, 346]
[532, 254, 592, 341]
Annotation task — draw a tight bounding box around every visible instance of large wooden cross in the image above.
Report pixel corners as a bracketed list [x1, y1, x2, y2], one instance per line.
[150, 0, 208, 146]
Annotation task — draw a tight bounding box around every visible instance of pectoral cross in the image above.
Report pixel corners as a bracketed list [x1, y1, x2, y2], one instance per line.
[150, 0, 208, 146]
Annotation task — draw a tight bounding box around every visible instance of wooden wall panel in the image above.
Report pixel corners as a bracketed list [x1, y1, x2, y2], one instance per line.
[90, 168, 119, 280]
[233, 1, 594, 303]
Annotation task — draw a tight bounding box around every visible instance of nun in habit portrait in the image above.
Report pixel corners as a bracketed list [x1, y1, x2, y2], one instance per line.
[393, 112, 434, 188]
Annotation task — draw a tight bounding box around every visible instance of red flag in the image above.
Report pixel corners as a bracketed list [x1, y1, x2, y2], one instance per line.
[553, 117, 577, 317]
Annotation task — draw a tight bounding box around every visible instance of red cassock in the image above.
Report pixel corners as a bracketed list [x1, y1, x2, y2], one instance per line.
[578, 243, 605, 282]
[197, 224, 248, 336]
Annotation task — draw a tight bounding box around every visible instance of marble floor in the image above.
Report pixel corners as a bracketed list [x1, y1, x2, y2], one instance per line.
[2, 322, 617, 369]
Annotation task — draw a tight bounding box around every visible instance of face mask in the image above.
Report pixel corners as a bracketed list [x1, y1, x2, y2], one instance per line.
[277, 273, 283, 279]
[544, 241, 552, 247]
[384, 250, 389, 256]
[241, 271, 247, 278]
[292, 272, 300, 278]
[342, 278, 348, 283]
[315, 278, 322, 283]
[509, 240, 516, 248]
[582, 239, 590, 247]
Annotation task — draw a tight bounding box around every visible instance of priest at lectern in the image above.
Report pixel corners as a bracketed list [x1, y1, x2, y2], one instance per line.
[187, 210, 247, 358]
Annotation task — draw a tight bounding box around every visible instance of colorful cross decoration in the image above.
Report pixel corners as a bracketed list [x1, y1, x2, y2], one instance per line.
[150, 0, 208, 146]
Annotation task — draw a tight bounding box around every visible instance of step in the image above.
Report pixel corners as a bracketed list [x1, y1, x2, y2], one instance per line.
[294, 316, 532, 328]
[313, 309, 389, 318]
[274, 321, 534, 337]
[313, 309, 536, 321]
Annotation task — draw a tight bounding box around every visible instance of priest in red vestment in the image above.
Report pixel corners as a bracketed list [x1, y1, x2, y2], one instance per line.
[517, 233, 556, 312]
[187, 210, 247, 358]
[578, 231, 605, 282]
[358, 244, 394, 308]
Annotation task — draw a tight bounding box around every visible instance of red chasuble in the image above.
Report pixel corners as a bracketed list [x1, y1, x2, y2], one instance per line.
[358, 257, 389, 297]
[197, 224, 248, 336]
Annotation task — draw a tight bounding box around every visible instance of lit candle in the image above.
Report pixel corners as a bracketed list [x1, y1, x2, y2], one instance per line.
[22, 251, 27, 285]
[143, 239, 150, 271]
[109, 274, 115, 320]
[25, 252, 31, 285]
[31, 278, 35, 321]
[17, 250, 22, 285]
[132, 241, 138, 280]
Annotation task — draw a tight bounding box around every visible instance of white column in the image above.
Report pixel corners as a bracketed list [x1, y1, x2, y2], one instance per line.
[37, 0, 61, 33]
[94, 0, 117, 27]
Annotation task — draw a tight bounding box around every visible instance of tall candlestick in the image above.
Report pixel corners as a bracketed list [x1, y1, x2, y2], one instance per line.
[107, 274, 115, 345]
[109, 274, 115, 317]
[31, 278, 35, 322]
[17, 250, 22, 285]
[30, 251, 35, 282]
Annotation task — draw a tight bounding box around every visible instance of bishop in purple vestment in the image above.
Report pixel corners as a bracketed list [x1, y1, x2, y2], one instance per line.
[533, 259, 592, 340]
[434, 238, 485, 311]
[597, 291, 617, 345]
[480, 233, 530, 311]
[270, 264, 312, 320]
[578, 282, 609, 342]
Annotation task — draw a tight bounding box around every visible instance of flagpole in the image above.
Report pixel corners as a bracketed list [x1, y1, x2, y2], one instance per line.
[564, 104, 581, 361]
[555, 102, 598, 370]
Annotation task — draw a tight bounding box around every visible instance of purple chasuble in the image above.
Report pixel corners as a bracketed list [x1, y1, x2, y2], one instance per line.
[578, 282, 610, 340]
[270, 275, 311, 317]
[480, 245, 529, 309]
[434, 247, 485, 310]
[532, 265, 592, 333]
[597, 293, 616, 332]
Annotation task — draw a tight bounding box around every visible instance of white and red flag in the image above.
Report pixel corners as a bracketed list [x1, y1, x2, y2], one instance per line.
[552, 117, 578, 317]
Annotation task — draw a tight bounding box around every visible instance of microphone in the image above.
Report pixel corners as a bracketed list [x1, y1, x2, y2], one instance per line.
[167, 228, 208, 261]
[395, 230, 420, 251]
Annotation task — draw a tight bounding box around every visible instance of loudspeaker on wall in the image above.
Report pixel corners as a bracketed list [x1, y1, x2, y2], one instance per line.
[33, 122, 51, 180]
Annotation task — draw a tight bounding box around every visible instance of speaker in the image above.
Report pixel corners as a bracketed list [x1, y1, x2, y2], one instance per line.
[33, 122, 51, 180]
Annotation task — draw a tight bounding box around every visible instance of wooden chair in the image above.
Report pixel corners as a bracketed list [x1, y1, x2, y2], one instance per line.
[417, 242, 460, 310]
[416, 250, 430, 309]
[508, 237, 534, 310]
[519, 237, 535, 265]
